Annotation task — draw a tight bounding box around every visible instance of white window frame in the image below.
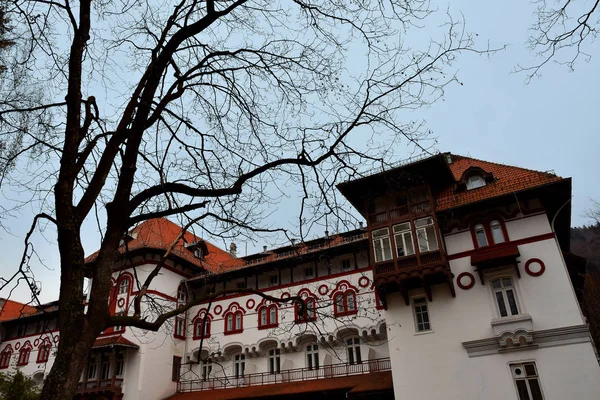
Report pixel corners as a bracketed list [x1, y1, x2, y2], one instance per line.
[392, 223, 415, 258]
[372, 228, 393, 262]
[202, 359, 212, 381]
[306, 344, 319, 370]
[268, 349, 281, 374]
[490, 220, 505, 244]
[491, 277, 520, 318]
[412, 297, 432, 333]
[234, 354, 245, 378]
[474, 223, 488, 247]
[346, 338, 362, 365]
[466, 175, 486, 190]
[511, 362, 545, 400]
[414, 217, 439, 253]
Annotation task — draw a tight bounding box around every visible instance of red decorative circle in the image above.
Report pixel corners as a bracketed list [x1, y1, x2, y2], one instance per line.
[457, 272, 475, 290]
[318, 285, 329, 296]
[358, 276, 370, 288]
[525, 258, 545, 277]
[34, 339, 40, 347]
[246, 299, 255, 310]
[280, 292, 290, 300]
[14, 342, 21, 350]
[117, 298, 125, 308]
[214, 305, 222, 315]
[53, 335, 59, 343]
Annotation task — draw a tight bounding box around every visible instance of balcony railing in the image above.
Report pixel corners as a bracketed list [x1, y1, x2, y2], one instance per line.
[373, 250, 444, 276]
[177, 357, 391, 393]
[77, 377, 124, 394]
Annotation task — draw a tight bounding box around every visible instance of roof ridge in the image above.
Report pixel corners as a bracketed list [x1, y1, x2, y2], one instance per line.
[452, 154, 561, 178]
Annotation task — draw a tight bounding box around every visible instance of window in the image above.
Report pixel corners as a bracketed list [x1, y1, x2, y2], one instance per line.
[202, 359, 212, 381]
[114, 311, 124, 332]
[236, 281, 246, 290]
[346, 338, 362, 365]
[492, 278, 519, 317]
[234, 354, 245, 378]
[392, 222, 415, 257]
[474, 224, 488, 247]
[118, 278, 129, 295]
[342, 259, 352, 271]
[224, 311, 243, 334]
[466, 175, 486, 190]
[115, 353, 124, 377]
[415, 217, 439, 253]
[304, 267, 314, 279]
[177, 286, 187, 305]
[412, 297, 431, 332]
[269, 275, 278, 287]
[0, 349, 12, 369]
[268, 349, 281, 374]
[87, 356, 98, 380]
[100, 355, 111, 380]
[172, 356, 182, 382]
[511, 363, 544, 400]
[174, 285, 187, 339]
[17, 324, 27, 337]
[333, 290, 357, 316]
[296, 298, 316, 322]
[17, 346, 31, 366]
[37, 343, 51, 363]
[174, 316, 186, 339]
[258, 304, 278, 329]
[372, 228, 392, 262]
[194, 317, 211, 339]
[306, 344, 319, 370]
[490, 220, 505, 244]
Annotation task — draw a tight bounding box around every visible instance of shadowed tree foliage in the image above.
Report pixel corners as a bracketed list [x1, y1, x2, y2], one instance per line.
[0, 371, 40, 400]
[0, 1, 497, 399]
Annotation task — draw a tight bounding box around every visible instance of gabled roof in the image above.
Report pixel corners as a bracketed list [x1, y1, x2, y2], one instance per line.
[0, 298, 38, 321]
[92, 335, 139, 349]
[436, 154, 564, 210]
[84, 218, 242, 273]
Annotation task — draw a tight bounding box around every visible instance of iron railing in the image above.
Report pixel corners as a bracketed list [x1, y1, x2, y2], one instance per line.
[177, 357, 391, 393]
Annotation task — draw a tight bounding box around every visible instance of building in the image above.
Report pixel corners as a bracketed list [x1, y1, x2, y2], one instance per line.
[0, 152, 598, 400]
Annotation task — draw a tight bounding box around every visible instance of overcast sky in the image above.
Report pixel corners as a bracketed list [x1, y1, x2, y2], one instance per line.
[1, 1, 599, 304]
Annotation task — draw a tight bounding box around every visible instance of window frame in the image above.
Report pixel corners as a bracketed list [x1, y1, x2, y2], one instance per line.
[392, 222, 415, 258]
[333, 290, 358, 317]
[234, 354, 245, 378]
[257, 304, 278, 329]
[305, 344, 319, 370]
[224, 310, 244, 335]
[172, 356, 182, 382]
[491, 277, 520, 318]
[414, 217, 439, 253]
[466, 174, 486, 190]
[268, 349, 281, 374]
[36, 343, 51, 363]
[0, 349, 12, 369]
[341, 259, 352, 272]
[490, 220, 506, 244]
[511, 362, 545, 400]
[346, 338, 362, 365]
[193, 315, 211, 339]
[372, 227, 393, 263]
[295, 297, 317, 323]
[118, 278, 130, 295]
[412, 297, 432, 333]
[174, 285, 188, 339]
[471, 218, 509, 249]
[202, 359, 212, 381]
[17, 345, 31, 366]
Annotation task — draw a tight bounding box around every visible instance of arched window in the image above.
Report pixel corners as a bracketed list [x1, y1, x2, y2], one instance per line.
[466, 174, 486, 190]
[36, 342, 51, 363]
[490, 220, 506, 244]
[333, 290, 357, 317]
[17, 344, 31, 366]
[295, 298, 317, 323]
[174, 285, 188, 339]
[118, 278, 130, 295]
[194, 316, 211, 339]
[224, 310, 243, 334]
[258, 304, 278, 329]
[474, 224, 488, 247]
[0, 347, 12, 369]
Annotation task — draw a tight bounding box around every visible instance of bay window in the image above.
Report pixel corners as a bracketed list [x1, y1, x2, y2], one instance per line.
[372, 228, 392, 262]
[393, 222, 415, 257]
[415, 217, 439, 253]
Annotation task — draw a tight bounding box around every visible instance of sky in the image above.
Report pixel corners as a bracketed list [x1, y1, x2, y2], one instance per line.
[1, 1, 599, 304]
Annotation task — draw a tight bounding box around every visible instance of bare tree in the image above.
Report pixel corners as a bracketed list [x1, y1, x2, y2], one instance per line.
[0, 1, 494, 399]
[520, 0, 599, 81]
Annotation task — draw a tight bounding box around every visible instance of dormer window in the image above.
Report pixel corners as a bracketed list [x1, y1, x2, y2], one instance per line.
[466, 174, 486, 190]
[185, 241, 209, 260]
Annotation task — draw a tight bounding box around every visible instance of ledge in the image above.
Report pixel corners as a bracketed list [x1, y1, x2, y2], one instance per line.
[491, 314, 533, 337]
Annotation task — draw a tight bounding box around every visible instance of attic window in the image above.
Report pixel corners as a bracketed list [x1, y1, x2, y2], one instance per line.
[185, 241, 209, 260]
[466, 174, 486, 190]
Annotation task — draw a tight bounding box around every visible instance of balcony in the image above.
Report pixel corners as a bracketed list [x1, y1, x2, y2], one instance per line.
[75, 377, 123, 396]
[177, 357, 391, 393]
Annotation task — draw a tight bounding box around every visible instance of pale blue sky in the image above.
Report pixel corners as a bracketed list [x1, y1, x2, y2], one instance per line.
[1, 1, 598, 304]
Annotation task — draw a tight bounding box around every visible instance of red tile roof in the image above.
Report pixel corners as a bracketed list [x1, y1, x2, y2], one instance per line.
[436, 154, 563, 210]
[84, 218, 242, 273]
[0, 299, 38, 321]
[93, 335, 139, 349]
[165, 371, 393, 400]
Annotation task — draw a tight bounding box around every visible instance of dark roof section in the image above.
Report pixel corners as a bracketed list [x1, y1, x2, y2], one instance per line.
[92, 335, 139, 349]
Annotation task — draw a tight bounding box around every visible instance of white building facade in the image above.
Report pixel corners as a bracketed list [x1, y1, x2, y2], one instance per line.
[0, 152, 598, 400]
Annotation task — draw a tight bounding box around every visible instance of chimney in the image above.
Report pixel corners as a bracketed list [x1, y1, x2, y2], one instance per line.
[263, 245, 267, 253]
[229, 243, 237, 257]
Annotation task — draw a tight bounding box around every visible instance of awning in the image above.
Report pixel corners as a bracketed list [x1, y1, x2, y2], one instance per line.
[92, 335, 139, 349]
[165, 371, 393, 400]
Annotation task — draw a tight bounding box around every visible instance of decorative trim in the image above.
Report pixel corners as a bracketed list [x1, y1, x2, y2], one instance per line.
[14, 342, 20, 350]
[245, 299, 255, 310]
[448, 233, 555, 261]
[358, 276, 370, 288]
[117, 298, 126, 307]
[280, 292, 290, 300]
[34, 339, 40, 347]
[462, 324, 591, 357]
[111, 259, 193, 278]
[318, 285, 329, 296]
[456, 272, 475, 290]
[214, 305, 222, 315]
[53, 335, 59, 343]
[525, 258, 545, 277]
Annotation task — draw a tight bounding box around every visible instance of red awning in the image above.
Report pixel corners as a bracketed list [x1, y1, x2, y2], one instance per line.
[471, 245, 520, 267]
[93, 335, 139, 349]
[165, 371, 393, 400]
